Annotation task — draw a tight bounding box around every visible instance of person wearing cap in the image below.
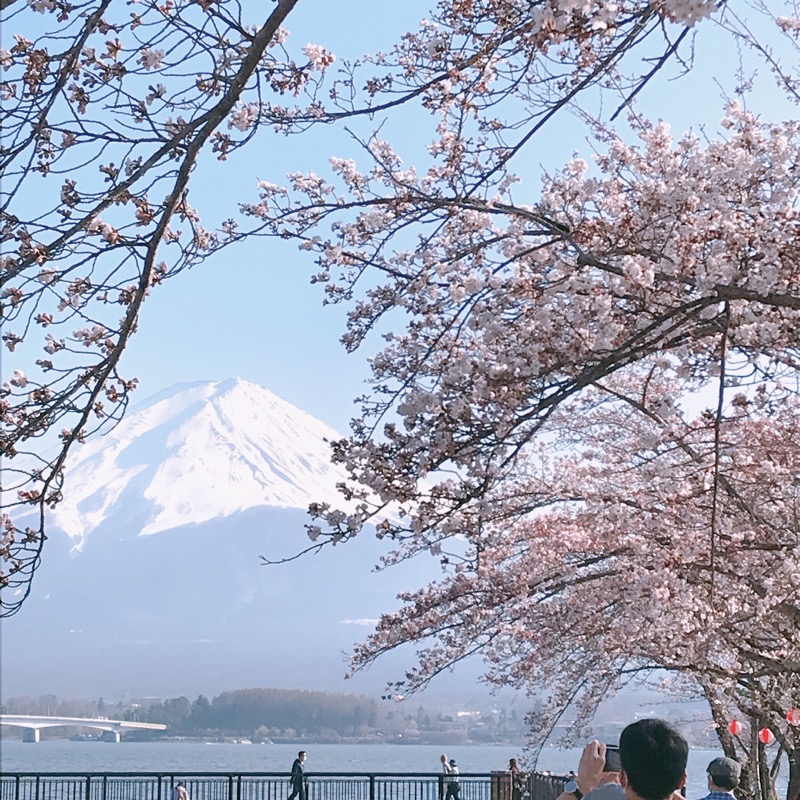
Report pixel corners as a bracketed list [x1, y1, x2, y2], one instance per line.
[445, 758, 460, 800]
[697, 757, 741, 800]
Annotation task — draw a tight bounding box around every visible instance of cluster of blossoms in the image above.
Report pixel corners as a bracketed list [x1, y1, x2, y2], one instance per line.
[138, 48, 165, 69]
[229, 103, 259, 132]
[524, 0, 716, 38]
[301, 43, 335, 71]
[655, 0, 717, 24]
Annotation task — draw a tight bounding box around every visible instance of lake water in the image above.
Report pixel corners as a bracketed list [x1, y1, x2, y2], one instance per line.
[3, 741, 780, 799]
[0, 741, 523, 774]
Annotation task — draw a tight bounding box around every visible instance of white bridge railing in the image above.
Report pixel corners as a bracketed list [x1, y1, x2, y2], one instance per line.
[0, 716, 167, 743]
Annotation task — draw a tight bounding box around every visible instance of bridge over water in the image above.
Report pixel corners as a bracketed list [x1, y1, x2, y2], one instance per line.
[0, 715, 167, 742]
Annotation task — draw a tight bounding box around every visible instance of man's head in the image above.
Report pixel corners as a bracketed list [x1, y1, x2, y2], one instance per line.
[619, 719, 688, 800]
[299, 751, 306, 761]
[707, 757, 740, 791]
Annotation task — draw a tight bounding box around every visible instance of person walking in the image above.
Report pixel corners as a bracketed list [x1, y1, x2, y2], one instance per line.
[445, 759, 460, 800]
[288, 751, 307, 800]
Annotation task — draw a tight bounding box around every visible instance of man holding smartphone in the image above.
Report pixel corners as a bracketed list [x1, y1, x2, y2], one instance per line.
[562, 741, 624, 800]
[559, 719, 688, 800]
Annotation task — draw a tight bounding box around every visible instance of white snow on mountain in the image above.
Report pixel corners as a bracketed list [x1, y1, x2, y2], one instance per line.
[53, 378, 351, 545]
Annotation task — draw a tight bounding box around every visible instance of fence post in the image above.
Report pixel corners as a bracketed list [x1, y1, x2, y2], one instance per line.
[370, 775, 376, 800]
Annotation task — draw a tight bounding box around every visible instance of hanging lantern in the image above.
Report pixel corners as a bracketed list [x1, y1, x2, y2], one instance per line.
[758, 727, 775, 745]
[787, 708, 800, 726]
[728, 720, 743, 736]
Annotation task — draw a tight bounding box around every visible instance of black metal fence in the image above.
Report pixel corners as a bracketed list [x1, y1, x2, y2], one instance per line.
[0, 773, 569, 800]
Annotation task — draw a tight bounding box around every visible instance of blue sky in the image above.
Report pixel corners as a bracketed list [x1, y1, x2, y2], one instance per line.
[120, 0, 427, 433]
[118, 3, 794, 435]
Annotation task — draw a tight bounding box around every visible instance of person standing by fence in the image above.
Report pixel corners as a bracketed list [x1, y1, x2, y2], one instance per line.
[695, 757, 741, 800]
[509, 758, 524, 800]
[440, 755, 452, 800]
[446, 759, 460, 800]
[171, 782, 189, 800]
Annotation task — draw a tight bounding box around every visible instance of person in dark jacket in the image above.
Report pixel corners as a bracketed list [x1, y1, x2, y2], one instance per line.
[288, 751, 307, 800]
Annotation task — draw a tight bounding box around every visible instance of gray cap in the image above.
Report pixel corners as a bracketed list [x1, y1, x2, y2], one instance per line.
[707, 757, 741, 785]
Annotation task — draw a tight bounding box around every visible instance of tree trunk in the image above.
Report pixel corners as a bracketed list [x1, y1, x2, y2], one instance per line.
[786, 747, 800, 800]
[757, 732, 776, 800]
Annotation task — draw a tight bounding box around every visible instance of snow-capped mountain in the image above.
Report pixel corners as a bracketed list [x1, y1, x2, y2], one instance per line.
[2, 379, 440, 700]
[54, 378, 351, 547]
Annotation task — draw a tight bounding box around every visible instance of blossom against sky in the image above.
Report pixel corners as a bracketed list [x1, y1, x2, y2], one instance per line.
[114, 1, 791, 433]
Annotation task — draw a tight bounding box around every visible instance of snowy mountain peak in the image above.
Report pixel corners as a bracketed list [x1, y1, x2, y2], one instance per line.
[53, 379, 349, 545]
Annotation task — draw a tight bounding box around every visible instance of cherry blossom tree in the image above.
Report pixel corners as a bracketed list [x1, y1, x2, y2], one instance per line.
[240, 4, 800, 799]
[0, 0, 720, 614]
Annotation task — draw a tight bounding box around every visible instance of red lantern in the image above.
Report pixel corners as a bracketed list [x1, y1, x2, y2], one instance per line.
[787, 708, 800, 726]
[758, 727, 775, 745]
[728, 720, 743, 736]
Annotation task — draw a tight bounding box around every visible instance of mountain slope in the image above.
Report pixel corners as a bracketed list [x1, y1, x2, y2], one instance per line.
[53, 378, 351, 546]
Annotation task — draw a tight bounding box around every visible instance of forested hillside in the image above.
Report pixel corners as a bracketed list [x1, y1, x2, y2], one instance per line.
[2, 688, 528, 744]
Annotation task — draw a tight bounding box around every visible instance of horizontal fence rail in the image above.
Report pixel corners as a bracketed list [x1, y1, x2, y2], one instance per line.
[0, 772, 570, 800]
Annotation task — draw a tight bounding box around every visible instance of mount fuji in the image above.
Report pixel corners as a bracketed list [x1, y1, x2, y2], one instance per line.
[1, 379, 441, 700]
[52, 378, 357, 547]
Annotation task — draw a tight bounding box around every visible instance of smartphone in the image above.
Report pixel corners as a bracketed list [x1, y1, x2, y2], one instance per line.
[604, 745, 621, 772]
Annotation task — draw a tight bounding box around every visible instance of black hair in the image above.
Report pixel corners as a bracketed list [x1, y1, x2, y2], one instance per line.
[620, 719, 688, 800]
[710, 775, 737, 792]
